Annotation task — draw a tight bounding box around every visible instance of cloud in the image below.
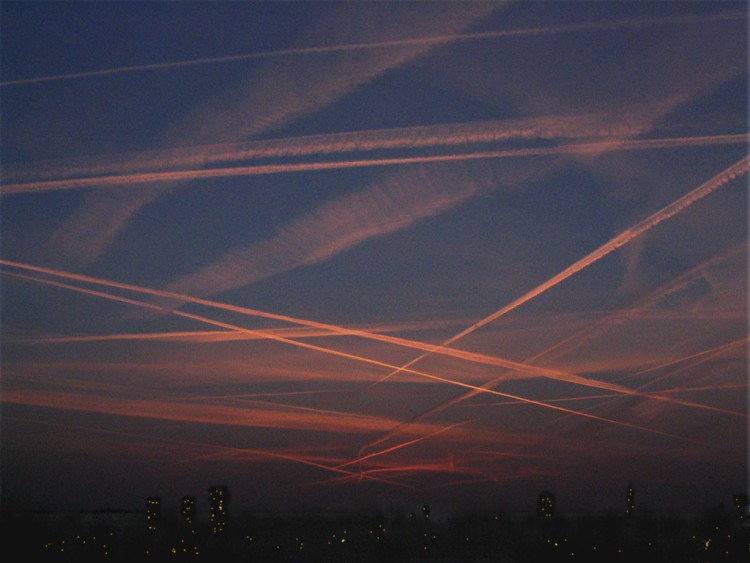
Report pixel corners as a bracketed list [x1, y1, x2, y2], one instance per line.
[162, 160, 531, 298]
[5, 131, 743, 194]
[41, 3, 498, 268]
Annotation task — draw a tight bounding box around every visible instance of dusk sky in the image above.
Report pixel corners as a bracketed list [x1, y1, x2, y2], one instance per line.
[1, 1, 748, 517]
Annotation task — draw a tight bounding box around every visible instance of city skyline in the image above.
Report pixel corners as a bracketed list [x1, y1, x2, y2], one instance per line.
[1, 1, 747, 516]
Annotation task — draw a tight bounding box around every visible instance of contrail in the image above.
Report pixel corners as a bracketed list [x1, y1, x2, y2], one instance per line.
[3, 134, 745, 195]
[2, 113, 622, 184]
[178, 390, 337, 402]
[336, 421, 469, 470]
[4, 265, 735, 417]
[459, 384, 748, 409]
[2, 10, 742, 87]
[628, 337, 748, 383]
[353, 156, 749, 457]
[372, 156, 750, 387]
[3, 268, 692, 440]
[157, 161, 521, 300]
[440, 241, 748, 416]
[539, 330, 748, 435]
[40, 4, 497, 267]
[2, 386, 403, 437]
[521, 243, 748, 367]
[6, 322, 432, 345]
[6, 416, 405, 487]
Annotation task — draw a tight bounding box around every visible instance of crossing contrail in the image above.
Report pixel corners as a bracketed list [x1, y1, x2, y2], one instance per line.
[336, 421, 469, 470]
[6, 320, 452, 345]
[39, 4, 497, 268]
[5, 415, 406, 487]
[2, 10, 742, 87]
[372, 156, 750, 386]
[389, 242, 746, 427]
[5, 263, 737, 417]
[2, 267, 695, 440]
[3, 134, 745, 195]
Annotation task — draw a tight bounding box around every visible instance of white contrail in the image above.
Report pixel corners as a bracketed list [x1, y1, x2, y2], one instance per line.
[3, 134, 744, 195]
[1, 10, 742, 87]
[373, 156, 750, 385]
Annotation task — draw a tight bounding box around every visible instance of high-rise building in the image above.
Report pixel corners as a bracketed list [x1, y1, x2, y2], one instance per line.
[181, 495, 197, 526]
[538, 491, 555, 518]
[734, 493, 749, 521]
[209, 486, 230, 534]
[625, 484, 635, 519]
[145, 496, 161, 532]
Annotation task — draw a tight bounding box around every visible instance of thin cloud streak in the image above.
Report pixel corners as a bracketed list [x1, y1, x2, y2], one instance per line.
[528, 243, 748, 367]
[160, 161, 525, 299]
[2, 112, 623, 184]
[374, 156, 750, 385]
[6, 320, 454, 345]
[1, 388, 406, 435]
[355, 158, 748, 457]
[5, 416, 405, 487]
[337, 421, 470, 470]
[2, 10, 741, 87]
[3, 264, 739, 417]
[4, 134, 745, 195]
[2, 267, 700, 440]
[40, 4, 496, 267]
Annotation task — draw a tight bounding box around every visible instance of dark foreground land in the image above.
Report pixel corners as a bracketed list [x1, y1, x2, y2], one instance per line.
[3, 505, 748, 562]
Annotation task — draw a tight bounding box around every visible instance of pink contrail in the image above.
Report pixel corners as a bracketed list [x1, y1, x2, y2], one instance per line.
[3, 268, 693, 440]
[545, 337, 748, 436]
[5, 265, 732, 417]
[158, 161, 519, 300]
[525, 243, 748, 366]
[6, 321, 434, 345]
[628, 338, 748, 383]
[39, 4, 497, 267]
[460, 384, 748, 409]
[354, 156, 749, 458]
[373, 156, 750, 386]
[2, 113, 619, 184]
[7, 415, 404, 487]
[2, 10, 742, 86]
[3, 134, 745, 195]
[336, 421, 469, 470]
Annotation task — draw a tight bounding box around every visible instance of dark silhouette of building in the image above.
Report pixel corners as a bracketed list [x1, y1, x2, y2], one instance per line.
[734, 493, 749, 521]
[178, 495, 201, 556]
[145, 496, 161, 532]
[209, 486, 230, 535]
[537, 491, 554, 518]
[625, 484, 635, 519]
[145, 496, 164, 557]
[180, 495, 196, 526]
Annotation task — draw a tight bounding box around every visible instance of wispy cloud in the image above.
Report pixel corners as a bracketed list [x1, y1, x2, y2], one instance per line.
[1, 112, 626, 186]
[5, 261, 736, 427]
[161, 160, 536, 298]
[4, 132, 743, 194]
[40, 4, 497, 268]
[374, 156, 749, 385]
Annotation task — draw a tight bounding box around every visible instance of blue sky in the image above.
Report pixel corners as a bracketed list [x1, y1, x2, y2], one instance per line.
[1, 1, 747, 515]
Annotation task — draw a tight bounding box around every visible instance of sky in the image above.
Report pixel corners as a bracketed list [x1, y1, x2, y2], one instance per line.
[1, 1, 748, 517]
